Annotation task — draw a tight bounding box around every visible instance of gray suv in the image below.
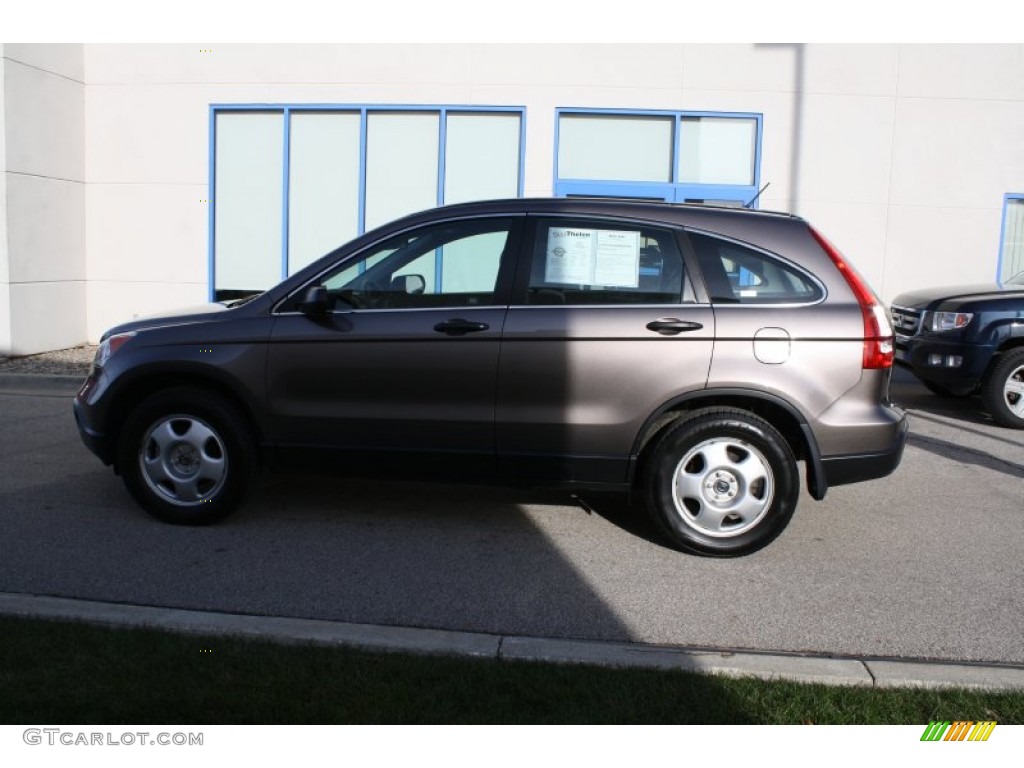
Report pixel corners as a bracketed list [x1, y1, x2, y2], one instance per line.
[74, 198, 907, 556]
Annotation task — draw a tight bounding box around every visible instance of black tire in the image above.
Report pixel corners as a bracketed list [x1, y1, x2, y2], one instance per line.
[981, 349, 1024, 429]
[642, 408, 799, 557]
[117, 387, 258, 524]
[922, 380, 973, 398]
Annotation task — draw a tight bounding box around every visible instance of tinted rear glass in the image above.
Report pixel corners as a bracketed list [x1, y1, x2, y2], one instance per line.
[689, 232, 823, 305]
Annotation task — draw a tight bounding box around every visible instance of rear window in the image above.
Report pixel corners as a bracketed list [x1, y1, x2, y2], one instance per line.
[689, 232, 824, 305]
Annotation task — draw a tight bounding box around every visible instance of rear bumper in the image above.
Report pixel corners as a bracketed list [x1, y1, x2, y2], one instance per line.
[820, 414, 908, 488]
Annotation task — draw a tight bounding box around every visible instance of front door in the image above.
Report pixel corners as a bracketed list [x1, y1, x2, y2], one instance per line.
[267, 216, 523, 475]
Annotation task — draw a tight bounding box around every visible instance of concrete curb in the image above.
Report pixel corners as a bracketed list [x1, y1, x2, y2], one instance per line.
[2, 592, 1023, 691]
[0, 373, 83, 394]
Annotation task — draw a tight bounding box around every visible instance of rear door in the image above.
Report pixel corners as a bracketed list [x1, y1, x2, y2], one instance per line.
[496, 215, 716, 484]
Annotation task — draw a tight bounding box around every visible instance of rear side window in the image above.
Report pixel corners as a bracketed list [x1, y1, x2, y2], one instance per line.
[689, 231, 823, 305]
[525, 219, 686, 305]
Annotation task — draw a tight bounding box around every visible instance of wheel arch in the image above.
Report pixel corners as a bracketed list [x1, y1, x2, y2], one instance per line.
[628, 388, 827, 500]
[104, 369, 265, 472]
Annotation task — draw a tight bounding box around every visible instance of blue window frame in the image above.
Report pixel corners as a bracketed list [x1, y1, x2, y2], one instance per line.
[553, 108, 763, 207]
[998, 193, 1024, 283]
[208, 103, 528, 303]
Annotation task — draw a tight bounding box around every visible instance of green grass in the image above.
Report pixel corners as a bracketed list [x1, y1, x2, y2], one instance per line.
[0, 616, 1021, 724]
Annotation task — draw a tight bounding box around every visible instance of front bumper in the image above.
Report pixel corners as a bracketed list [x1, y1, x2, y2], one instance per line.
[73, 377, 115, 465]
[894, 334, 993, 392]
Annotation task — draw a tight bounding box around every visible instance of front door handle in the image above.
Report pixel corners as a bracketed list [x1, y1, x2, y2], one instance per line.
[434, 318, 490, 336]
[646, 318, 704, 335]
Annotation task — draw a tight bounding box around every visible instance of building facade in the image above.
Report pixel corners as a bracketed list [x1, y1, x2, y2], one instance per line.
[1, 43, 1022, 355]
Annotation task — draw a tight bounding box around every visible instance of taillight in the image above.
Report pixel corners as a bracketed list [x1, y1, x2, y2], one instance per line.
[809, 226, 893, 370]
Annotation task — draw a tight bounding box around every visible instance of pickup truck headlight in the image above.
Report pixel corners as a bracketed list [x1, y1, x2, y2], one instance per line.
[929, 311, 973, 332]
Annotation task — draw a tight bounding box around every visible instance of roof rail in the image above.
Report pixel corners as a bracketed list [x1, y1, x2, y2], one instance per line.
[559, 196, 799, 219]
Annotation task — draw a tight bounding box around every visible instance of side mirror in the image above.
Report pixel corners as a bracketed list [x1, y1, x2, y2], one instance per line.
[390, 274, 425, 295]
[298, 285, 329, 316]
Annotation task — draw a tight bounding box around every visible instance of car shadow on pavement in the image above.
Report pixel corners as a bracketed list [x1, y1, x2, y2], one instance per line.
[227, 472, 654, 642]
[560, 489, 670, 549]
[905, 433, 1024, 480]
[888, 371, 996, 428]
[889, 368, 1024, 478]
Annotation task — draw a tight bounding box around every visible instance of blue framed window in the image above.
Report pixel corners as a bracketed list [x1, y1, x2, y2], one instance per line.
[209, 105, 526, 301]
[553, 108, 763, 207]
[998, 193, 1024, 283]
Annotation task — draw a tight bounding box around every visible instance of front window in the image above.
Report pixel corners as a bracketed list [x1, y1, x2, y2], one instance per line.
[304, 218, 517, 311]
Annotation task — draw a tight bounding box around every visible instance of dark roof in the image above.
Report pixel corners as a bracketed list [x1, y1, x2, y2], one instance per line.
[417, 196, 801, 224]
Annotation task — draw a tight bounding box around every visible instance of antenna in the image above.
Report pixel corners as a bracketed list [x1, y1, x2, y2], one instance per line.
[744, 181, 771, 209]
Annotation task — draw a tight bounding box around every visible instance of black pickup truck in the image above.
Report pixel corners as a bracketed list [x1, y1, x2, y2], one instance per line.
[890, 273, 1024, 428]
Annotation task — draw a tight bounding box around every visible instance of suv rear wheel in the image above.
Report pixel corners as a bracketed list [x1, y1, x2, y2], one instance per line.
[117, 387, 257, 524]
[643, 408, 799, 556]
[981, 348, 1024, 429]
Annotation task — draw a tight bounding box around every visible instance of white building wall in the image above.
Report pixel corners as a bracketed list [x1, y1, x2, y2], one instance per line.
[0, 42, 1017, 345]
[1, 43, 85, 355]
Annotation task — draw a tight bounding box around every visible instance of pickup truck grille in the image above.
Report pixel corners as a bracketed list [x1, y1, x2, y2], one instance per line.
[891, 305, 922, 338]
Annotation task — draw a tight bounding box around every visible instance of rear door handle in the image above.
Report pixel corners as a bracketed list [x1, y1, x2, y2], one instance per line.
[646, 318, 704, 335]
[434, 318, 490, 336]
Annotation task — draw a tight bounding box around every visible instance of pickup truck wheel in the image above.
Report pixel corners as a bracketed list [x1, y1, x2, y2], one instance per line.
[982, 349, 1024, 429]
[643, 408, 799, 557]
[117, 388, 257, 524]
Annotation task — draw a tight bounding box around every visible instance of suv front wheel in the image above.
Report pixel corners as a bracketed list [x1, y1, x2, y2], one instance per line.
[117, 387, 257, 525]
[643, 408, 799, 557]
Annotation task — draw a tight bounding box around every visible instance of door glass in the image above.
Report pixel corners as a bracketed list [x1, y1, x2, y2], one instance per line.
[317, 219, 514, 310]
[525, 219, 686, 305]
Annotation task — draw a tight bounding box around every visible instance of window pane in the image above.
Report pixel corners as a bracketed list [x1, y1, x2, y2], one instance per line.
[445, 114, 521, 204]
[319, 219, 512, 309]
[364, 112, 439, 230]
[1000, 198, 1024, 282]
[288, 112, 361, 273]
[432, 231, 507, 292]
[678, 117, 757, 186]
[690, 232, 822, 305]
[558, 115, 673, 183]
[214, 112, 283, 294]
[527, 220, 684, 305]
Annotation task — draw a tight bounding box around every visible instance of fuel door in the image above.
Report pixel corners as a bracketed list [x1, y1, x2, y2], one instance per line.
[753, 327, 791, 364]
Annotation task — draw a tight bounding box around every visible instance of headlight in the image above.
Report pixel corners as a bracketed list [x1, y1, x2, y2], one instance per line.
[90, 331, 137, 375]
[929, 311, 972, 332]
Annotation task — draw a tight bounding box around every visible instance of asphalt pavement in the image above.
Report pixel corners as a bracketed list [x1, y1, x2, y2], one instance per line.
[0, 368, 1021, 687]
